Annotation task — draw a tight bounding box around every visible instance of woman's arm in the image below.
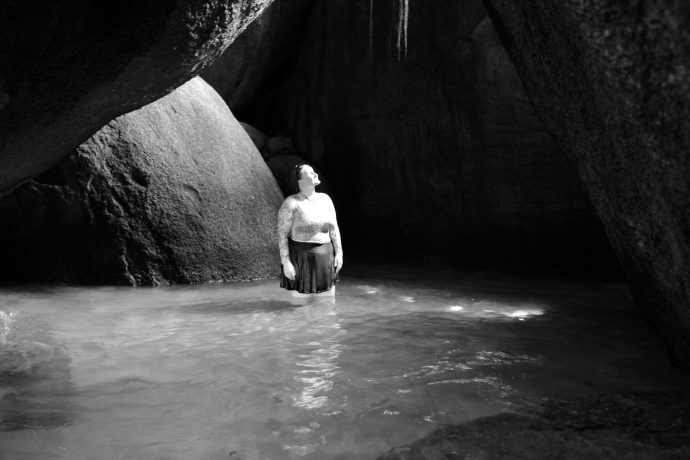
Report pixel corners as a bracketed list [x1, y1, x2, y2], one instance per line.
[277, 197, 296, 278]
[326, 196, 343, 272]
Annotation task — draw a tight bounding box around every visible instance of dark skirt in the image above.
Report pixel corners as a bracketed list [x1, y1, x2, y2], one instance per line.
[280, 239, 339, 293]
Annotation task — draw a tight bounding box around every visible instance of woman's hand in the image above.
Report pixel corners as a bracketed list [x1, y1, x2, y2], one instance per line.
[282, 261, 296, 280]
[334, 253, 343, 273]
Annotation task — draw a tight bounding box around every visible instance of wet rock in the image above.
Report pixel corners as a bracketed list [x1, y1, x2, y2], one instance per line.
[259, 0, 616, 274]
[378, 391, 690, 459]
[0, 0, 274, 197]
[0, 77, 283, 285]
[481, 1, 690, 368]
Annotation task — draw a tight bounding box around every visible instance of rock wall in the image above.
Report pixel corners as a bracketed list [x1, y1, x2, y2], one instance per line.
[481, 1, 690, 367]
[201, 0, 316, 115]
[0, 0, 274, 197]
[235, 0, 616, 273]
[0, 77, 283, 285]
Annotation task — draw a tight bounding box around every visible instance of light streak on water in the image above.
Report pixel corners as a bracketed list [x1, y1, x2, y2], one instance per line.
[0, 263, 686, 459]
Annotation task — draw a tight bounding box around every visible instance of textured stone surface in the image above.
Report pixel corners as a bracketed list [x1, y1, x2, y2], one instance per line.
[481, 0, 690, 368]
[0, 77, 283, 285]
[378, 391, 690, 459]
[252, 0, 616, 274]
[0, 0, 274, 197]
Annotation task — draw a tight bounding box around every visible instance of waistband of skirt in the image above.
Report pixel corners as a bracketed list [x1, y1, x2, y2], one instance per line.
[288, 239, 333, 250]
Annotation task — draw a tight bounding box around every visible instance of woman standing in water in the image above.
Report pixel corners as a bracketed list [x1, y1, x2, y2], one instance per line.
[278, 164, 343, 294]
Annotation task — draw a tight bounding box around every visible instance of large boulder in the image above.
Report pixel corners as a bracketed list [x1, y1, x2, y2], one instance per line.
[254, 0, 616, 273]
[0, 0, 274, 197]
[0, 77, 283, 285]
[481, 1, 690, 368]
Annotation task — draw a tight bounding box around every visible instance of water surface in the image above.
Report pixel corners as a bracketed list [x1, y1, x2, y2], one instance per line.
[0, 263, 686, 459]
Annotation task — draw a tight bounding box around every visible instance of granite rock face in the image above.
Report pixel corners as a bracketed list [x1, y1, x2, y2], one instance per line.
[481, 0, 690, 368]
[247, 0, 616, 273]
[0, 0, 274, 197]
[0, 77, 283, 285]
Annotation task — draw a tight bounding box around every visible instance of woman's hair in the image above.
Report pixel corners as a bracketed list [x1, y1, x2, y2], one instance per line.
[293, 163, 307, 192]
[294, 163, 306, 183]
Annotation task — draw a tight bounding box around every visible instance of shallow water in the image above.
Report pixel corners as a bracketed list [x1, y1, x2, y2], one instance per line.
[0, 262, 687, 459]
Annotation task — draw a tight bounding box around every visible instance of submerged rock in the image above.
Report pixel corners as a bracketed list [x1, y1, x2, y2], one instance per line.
[0, 0, 274, 197]
[378, 391, 690, 459]
[481, 0, 690, 368]
[0, 77, 283, 285]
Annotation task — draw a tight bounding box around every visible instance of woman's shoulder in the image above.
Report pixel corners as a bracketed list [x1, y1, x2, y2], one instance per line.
[315, 192, 333, 201]
[280, 194, 300, 209]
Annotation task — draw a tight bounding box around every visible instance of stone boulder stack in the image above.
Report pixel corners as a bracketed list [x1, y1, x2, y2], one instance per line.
[0, 0, 274, 197]
[0, 77, 283, 285]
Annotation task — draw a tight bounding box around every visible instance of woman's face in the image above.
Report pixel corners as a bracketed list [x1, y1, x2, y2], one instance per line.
[298, 165, 321, 186]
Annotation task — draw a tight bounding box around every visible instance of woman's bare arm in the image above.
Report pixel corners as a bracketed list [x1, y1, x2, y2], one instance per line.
[277, 197, 296, 267]
[326, 195, 343, 271]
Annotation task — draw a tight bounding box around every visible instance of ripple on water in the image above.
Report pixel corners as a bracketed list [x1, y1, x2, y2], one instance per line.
[0, 265, 687, 459]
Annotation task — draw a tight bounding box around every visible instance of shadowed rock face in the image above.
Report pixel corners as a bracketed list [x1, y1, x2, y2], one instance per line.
[0, 0, 274, 197]
[201, 0, 316, 115]
[0, 77, 283, 285]
[234, 0, 616, 274]
[481, 1, 690, 368]
[378, 391, 690, 459]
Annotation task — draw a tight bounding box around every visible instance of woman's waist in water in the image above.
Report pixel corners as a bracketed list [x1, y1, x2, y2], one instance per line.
[289, 233, 332, 245]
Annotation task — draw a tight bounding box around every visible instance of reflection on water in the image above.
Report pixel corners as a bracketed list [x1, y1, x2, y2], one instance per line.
[0, 263, 688, 459]
[0, 309, 73, 433]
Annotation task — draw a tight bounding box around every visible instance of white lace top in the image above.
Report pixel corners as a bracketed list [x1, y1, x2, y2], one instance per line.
[277, 192, 342, 264]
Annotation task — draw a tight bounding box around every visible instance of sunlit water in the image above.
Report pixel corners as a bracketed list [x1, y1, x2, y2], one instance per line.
[0, 262, 687, 459]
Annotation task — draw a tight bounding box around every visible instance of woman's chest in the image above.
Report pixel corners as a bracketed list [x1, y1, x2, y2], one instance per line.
[294, 200, 331, 224]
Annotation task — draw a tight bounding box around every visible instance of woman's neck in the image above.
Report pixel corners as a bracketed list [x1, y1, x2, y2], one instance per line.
[299, 186, 316, 198]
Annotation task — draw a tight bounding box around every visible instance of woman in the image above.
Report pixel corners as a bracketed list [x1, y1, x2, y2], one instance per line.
[278, 164, 343, 294]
